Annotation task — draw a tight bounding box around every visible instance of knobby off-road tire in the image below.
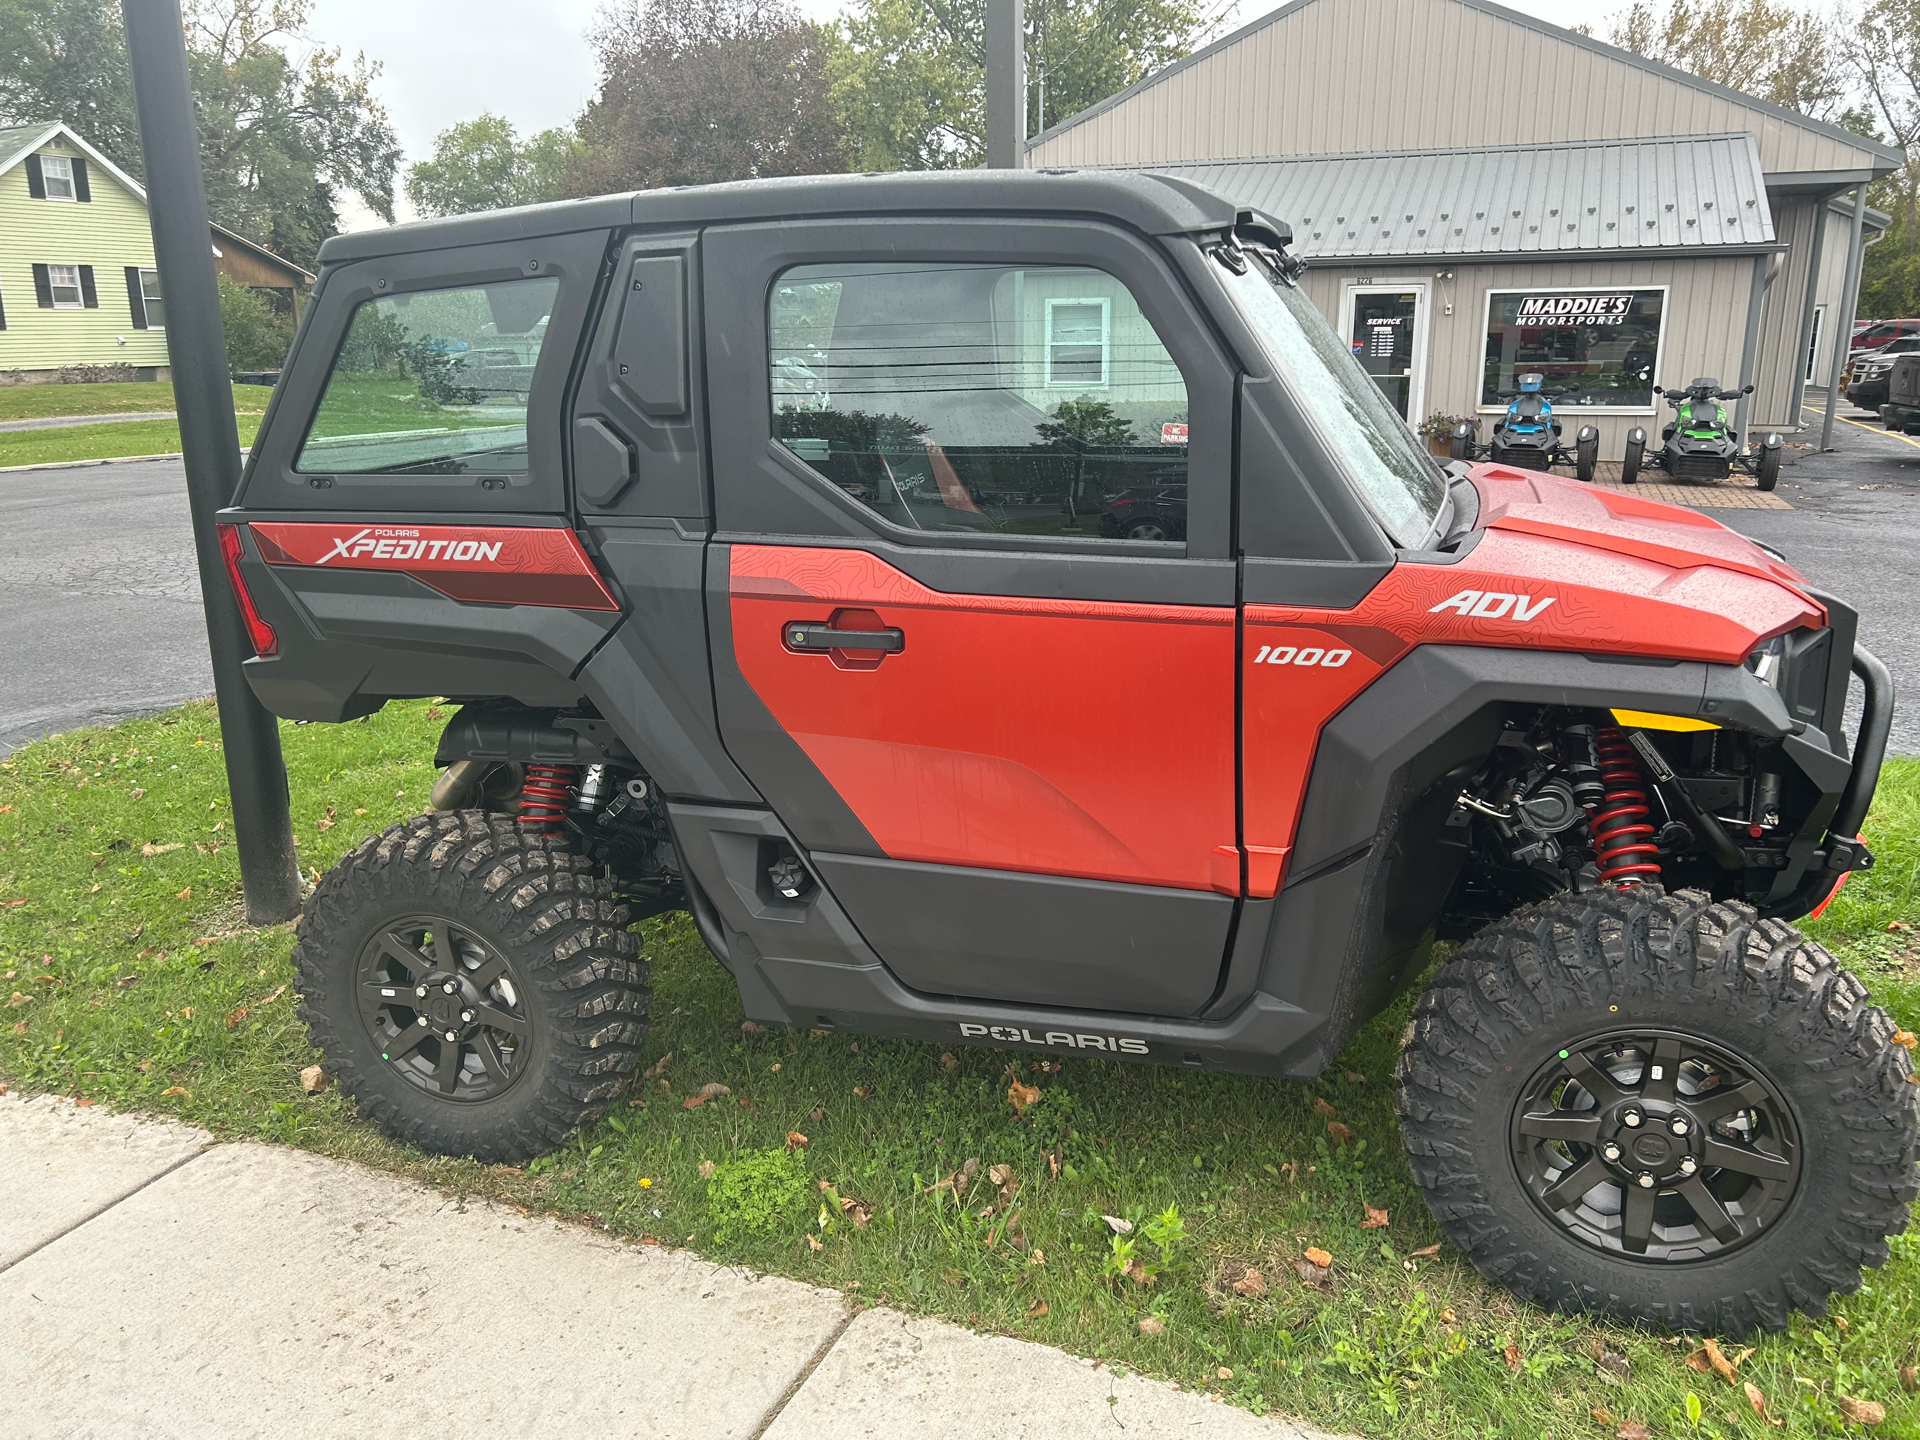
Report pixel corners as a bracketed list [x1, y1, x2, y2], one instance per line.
[1397, 886, 1919, 1333]
[292, 811, 649, 1163]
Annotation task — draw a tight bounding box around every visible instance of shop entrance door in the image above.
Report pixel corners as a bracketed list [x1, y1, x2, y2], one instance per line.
[1340, 283, 1428, 420]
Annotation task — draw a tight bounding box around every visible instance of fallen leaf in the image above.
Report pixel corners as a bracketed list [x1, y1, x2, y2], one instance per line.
[1326, 1121, 1354, 1144]
[1303, 1245, 1332, 1268]
[1901, 1365, 1918, 1393]
[0, 899, 25, 909]
[1684, 1350, 1712, 1375]
[1280, 1159, 1299, 1182]
[10, 1022, 24, 1035]
[1230, 1267, 1267, 1297]
[811, 1107, 823, 1121]
[989, 1164, 1016, 1187]
[1345, 1070, 1365, 1083]
[6, 992, 30, 1008]
[1892, 1030, 1916, 1049]
[1595, 1351, 1630, 1383]
[698, 1160, 716, 1180]
[1360, 1203, 1389, 1230]
[741, 1021, 765, 1035]
[695, 1082, 730, 1099]
[853, 1086, 871, 1097]
[226, 1006, 249, 1028]
[1591, 1407, 1614, 1427]
[1216, 1367, 1234, 1380]
[316, 806, 337, 833]
[1835, 1396, 1885, 1426]
[161, 1086, 190, 1098]
[1138, 1317, 1166, 1337]
[1028, 1249, 1045, 1265]
[805, 1233, 823, 1252]
[642, 1052, 673, 1080]
[1704, 1337, 1738, 1384]
[1126, 1259, 1152, 1285]
[354, 807, 367, 816]
[1312, 1097, 1337, 1116]
[940, 1052, 957, 1069]
[1047, 1149, 1061, 1179]
[256, 984, 286, 1006]
[1008, 1080, 1041, 1114]
[1505, 1344, 1523, 1373]
[1104, 1215, 1134, 1235]
[175, 887, 192, 900]
[1440, 1308, 1456, 1324]
[681, 1094, 707, 1109]
[1025, 1299, 1049, 1318]
[785, 1131, 808, 1151]
[1294, 1257, 1332, 1292]
[1411, 1243, 1441, 1259]
[1744, 1382, 1781, 1427]
[298, 1065, 327, 1094]
[841, 1198, 871, 1228]
[140, 842, 183, 856]
[1616, 1423, 1651, 1440]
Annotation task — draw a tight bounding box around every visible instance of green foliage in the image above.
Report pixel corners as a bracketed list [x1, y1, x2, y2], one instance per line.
[705, 1147, 811, 1246]
[1035, 397, 1136, 449]
[775, 406, 931, 449]
[569, 0, 846, 195]
[404, 113, 582, 218]
[828, 0, 1212, 171]
[216, 274, 294, 375]
[0, 0, 397, 270]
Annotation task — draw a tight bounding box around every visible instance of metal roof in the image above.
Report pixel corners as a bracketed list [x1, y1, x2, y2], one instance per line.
[1029, 0, 1903, 173]
[1139, 134, 1776, 259]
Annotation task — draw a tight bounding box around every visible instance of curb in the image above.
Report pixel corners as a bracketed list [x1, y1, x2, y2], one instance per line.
[0, 447, 249, 475]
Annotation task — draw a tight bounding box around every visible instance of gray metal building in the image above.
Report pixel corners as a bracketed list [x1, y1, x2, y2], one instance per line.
[1023, 0, 1899, 454]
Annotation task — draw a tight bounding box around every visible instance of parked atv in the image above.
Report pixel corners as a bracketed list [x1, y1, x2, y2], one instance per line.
[1623, 378, 1783, 491]
[219, 172, 1912, 1335]
[1450, 372, 1600, 480]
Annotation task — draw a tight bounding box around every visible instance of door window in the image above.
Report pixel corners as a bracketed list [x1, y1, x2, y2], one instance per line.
[1348, 290, 1419, 419]
[768, 262, 1190, 542]
[296, 277, 558, 475]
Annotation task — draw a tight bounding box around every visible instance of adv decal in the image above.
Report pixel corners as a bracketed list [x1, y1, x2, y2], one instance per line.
[250, 523, 620, 611]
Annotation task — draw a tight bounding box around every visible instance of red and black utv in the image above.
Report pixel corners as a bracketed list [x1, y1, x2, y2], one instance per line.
[215, 171, 1913, 1334]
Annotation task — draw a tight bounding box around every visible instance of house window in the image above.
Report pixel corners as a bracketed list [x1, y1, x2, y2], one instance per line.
[1045, 297, 1111, 388]
[40, 154, 76, 201]
[46, 264, 84, 309]
[140, 269, 166, 329]
[1480, 287, 1669, 410]
[1806, 305, 1825, 383]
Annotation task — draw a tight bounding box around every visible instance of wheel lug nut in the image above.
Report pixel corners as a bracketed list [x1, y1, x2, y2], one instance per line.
[415, 985, 427, 998]
[444, 1030, 458, 1042]
[461, 1010, 474, 1023]
[417, 1015, 429, 1026]
[1679, 1156, 1698, 1175]
[1636, 1172, 1656, 1189]
[443, 982, 457, 995]
[1669, 1117, 1689, 1136]
[1602, 1142, 1622, 1162]
[1621, 1108, 1643, 1128]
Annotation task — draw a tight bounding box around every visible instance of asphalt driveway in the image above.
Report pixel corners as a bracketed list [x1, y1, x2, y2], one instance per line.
[1, 438, 1915, 757]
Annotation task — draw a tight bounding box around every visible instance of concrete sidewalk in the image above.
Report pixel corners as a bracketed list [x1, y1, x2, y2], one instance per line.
[0, 1094, 1340, 1440]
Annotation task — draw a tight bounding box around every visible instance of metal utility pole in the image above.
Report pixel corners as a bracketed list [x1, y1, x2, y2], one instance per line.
[1822, 183, 1869, 453]
[986, 0, 1026, 169]
[123, 0, 302, 924]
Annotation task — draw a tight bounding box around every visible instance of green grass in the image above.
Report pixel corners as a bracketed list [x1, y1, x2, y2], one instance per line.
[0, 412, 266, 468]
[2, 705, 1917, 1439]
[0, 381, 275, 422]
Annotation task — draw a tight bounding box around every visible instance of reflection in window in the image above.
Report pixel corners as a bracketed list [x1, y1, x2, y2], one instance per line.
[769, 263, 1189, 542]
[296, 278, 558, 475]
[1481, 289, 1667, 409]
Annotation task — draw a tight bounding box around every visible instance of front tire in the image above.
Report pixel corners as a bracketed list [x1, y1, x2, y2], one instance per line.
[292, 812, 650, 1163]
[1575, 433, 1599, 483]
[1621, 435, 1644, 484]
[1757, 444, 1781, 491]
[1397, 887, 1918, 1333]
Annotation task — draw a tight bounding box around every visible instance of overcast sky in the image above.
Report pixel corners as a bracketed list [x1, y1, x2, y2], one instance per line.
[310, 0, 1801, 229]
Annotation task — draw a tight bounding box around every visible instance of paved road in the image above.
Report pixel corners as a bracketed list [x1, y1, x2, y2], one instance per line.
[1, 440, 1914, 757]
[0, 457, 211, 755]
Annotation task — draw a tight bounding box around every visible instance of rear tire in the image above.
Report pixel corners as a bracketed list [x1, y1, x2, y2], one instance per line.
[1757, 445, 1781, 492]
[1397, 887, 1919, 1333]
[1621, 436, 1643, 484]
[292, 811, 649, 1163]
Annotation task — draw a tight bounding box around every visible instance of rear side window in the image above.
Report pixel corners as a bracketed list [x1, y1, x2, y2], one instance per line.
[297, 277, 559, 475]
[769, 262, 1190, 542]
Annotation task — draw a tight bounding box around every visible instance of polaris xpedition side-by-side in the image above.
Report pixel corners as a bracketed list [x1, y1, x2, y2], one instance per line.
[216, 171, 1913, 1334]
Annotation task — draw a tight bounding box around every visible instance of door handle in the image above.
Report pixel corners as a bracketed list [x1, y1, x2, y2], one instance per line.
[784, 622, 904, 654]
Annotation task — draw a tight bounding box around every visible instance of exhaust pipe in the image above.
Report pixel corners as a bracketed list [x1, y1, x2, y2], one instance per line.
[430, 759, 488, 812]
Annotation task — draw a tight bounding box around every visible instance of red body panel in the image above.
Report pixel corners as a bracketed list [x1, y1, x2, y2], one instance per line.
[729, 545, 1238, 893]
[250, 522, 620, 611]
[1240, 470, 1825, 890]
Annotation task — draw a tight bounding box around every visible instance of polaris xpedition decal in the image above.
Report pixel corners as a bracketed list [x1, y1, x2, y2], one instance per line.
[959, 1022, 1150, 1055]
[1427, 589, 1556, 621]
[248, 522, 620, 611]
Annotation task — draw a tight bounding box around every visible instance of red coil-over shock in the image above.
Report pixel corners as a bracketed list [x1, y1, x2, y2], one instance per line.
[1590, 726, 1661, 887]
[518, 764, 575, 832]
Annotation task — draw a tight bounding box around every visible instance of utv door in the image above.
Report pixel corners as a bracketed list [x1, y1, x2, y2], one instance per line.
[702, 218, 1242, 1017]
[229, 228, 626, 719]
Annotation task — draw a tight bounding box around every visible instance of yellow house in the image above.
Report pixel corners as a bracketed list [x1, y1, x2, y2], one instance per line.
[0, 120, 312, 384]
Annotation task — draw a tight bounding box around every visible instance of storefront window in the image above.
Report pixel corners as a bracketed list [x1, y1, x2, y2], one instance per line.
[1480, 288, 1667, 409]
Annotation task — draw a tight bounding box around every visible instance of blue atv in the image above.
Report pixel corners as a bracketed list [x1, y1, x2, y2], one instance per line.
[1450, 372, 1600, 481]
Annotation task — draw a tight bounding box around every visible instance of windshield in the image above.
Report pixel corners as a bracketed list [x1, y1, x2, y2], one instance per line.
[1220, 257, 1448, 548]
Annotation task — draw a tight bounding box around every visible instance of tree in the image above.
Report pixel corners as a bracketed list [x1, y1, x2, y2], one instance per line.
[569, 0, 847, 195]
[217, 273, 294, 374]
[1605, 0, 1848, 120]
[0, 0, 397, 270]
[828, 0, 1211, 172]
[405, 114, 584, 217]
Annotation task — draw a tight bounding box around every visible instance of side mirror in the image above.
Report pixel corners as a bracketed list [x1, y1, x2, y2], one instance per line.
[1652, 385, 1664, 395]
[1743, 383, 1756, 395]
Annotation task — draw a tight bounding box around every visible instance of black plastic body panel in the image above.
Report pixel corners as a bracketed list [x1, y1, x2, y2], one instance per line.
[701, 218, 1237, 561]
[576, 523, 760, 802]
[809, 853, 1235, 1017]
[433, 704, 634, 767]
[241, 229, 613, 515]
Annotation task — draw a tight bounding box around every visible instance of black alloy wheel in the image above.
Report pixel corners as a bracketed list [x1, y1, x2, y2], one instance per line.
[1510, 1028, 1798, 1262]
[356, 915, 531, 1103]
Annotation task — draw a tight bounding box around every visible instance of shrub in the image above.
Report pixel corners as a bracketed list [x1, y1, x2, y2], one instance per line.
[705, 1147, 810, 1246]
[217, 274, 295, 375]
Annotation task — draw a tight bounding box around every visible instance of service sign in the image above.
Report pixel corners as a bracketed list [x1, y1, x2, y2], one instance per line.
[1513, 294, 1635, 326]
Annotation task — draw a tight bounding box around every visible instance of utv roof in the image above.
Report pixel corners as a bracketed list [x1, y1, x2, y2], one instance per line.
[316, 169, 1243, 265]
